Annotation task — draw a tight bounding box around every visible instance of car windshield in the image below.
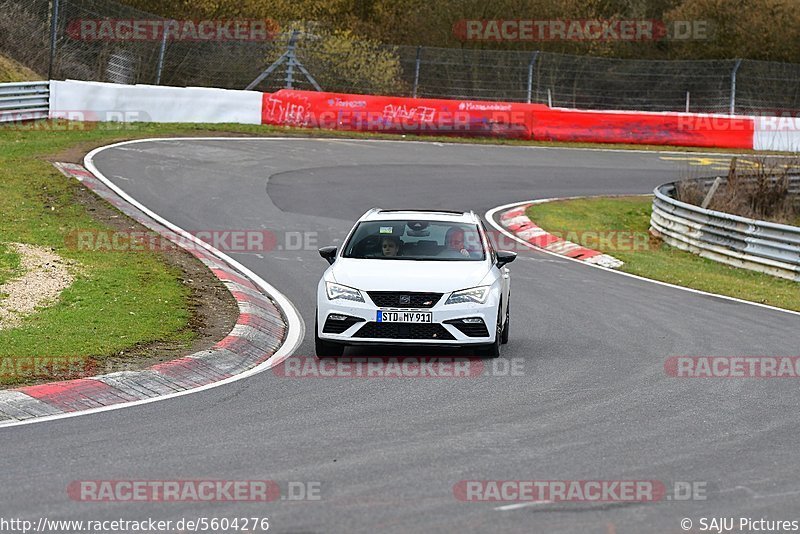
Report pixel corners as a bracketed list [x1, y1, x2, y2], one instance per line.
[342, 220, 486, 261]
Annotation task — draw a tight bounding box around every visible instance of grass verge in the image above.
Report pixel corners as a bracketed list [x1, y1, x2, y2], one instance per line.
[0, 53, 41, 82]
[0, 140, 193, 387]
[525, 196, 800, 312]
[0, 243, 21, 287]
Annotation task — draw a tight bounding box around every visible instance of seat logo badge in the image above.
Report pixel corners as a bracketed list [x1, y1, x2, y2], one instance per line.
[399, 295, 411, 305]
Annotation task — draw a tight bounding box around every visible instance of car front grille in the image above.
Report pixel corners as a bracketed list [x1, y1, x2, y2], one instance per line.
[444, 319, 490, 338]
[353, 322, 455, 340]
[367, 292, 443, 308]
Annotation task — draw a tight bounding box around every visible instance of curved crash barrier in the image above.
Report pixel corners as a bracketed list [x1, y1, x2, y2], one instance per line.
[47, 80, 800, 151]
[650, 176, 800, 281]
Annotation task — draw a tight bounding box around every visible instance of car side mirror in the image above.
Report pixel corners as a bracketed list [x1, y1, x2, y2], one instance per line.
[318, 246, 338, 265]
[496, 250, 517, 268]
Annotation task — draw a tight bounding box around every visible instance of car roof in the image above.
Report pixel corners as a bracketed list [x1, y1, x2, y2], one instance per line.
[360, 209, 479, 223]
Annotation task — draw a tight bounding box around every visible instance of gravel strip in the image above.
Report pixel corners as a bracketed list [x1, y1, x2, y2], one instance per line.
[0, 243, 75, 330]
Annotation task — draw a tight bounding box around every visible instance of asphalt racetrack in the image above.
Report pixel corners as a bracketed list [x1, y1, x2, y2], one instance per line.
[1, 139, 798, 534]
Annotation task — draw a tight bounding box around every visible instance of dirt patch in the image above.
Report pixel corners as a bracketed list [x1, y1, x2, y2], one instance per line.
[0, 243, 76, 329]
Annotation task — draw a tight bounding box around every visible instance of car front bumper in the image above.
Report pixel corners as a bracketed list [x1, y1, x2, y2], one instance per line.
[317, 293, 499, 346]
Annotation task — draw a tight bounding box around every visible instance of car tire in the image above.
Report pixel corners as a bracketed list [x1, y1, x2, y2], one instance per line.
[315, 314, 344, 358]
[500, 297, 510, 345]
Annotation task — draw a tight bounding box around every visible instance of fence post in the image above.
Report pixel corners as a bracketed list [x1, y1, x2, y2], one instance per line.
[47, 0, 60, 80]
[526, 51, 539, 104]
[285, 29, 300, 89]
[286, 59, 295, 89]
[547, 88, 552, 107]
[412, 46, 422, 98]
[730, 58, 742, 115]
[246, 29, 320, 91]
[685, 91, 690, 113]
[154, 21, 169, 85]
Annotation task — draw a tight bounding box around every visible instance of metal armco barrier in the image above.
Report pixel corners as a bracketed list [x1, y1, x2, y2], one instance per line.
[0, 81, 50, 123]
[650, 176, 800, 281]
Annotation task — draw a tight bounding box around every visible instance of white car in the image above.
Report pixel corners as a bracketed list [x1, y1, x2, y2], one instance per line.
[315, 209, 516, 358]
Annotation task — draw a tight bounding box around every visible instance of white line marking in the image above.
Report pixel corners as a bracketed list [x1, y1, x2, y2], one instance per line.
[494, 501, 553, 511]
[486, 200, 800, 318]
[717, 485, 800, 499]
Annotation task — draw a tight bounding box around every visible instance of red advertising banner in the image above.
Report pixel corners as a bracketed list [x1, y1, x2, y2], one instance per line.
[531, 108, 754, 148]
[261, 89, 756, 149]
[261, 90, 540, 139]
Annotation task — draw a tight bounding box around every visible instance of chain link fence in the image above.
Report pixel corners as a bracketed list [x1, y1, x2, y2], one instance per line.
[4, 0, 800, 114]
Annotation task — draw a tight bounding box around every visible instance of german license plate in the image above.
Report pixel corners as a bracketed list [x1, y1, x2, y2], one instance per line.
[377, 310, 432, 323]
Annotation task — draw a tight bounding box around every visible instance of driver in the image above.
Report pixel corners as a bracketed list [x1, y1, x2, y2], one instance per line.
[444, 227, 470, 257]
[380, 236, 401, 257]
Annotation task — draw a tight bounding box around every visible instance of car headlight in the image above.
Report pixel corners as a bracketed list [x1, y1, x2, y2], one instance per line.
[325, 282, 364, 302]
[445, 286, 491, 305]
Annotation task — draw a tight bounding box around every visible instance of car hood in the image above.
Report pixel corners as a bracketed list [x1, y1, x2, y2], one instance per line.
[330, 258, 491, 293]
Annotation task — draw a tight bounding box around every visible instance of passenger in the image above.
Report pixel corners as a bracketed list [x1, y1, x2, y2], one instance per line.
[381, 236, 401, 257]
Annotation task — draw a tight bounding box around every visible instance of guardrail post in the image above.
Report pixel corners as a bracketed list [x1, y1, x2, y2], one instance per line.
[730, 59, 742, 115]
[526, 51, 539, 104]
[47, 0, 60, 80]
[412, 46, 422, 98]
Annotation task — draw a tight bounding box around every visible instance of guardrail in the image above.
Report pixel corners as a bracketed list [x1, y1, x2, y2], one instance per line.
[650, 176, 800, 281]
[0, 81, 49, 123]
